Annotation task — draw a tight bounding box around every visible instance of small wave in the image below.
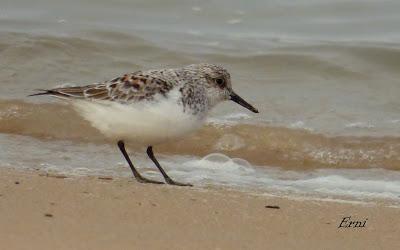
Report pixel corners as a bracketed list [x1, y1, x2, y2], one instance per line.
[207, 112, 253, 126]
[166, 154, 400, 202]
[2, 132, 398, 203]
[345, 122, 375, 129]
[206, 44, 400, 80]
[226, 19, 242, 25]
[289, 121, 314, 131]
[1, 100, 400, 170]
[389, 119, 400, 124]
[0, 31, 194, 99]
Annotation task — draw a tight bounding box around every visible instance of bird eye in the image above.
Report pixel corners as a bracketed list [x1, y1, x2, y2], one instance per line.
[215, 78, 225, 87]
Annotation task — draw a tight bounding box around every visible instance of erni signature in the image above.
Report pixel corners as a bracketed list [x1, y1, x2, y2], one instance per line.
[338, 216, 368, 228]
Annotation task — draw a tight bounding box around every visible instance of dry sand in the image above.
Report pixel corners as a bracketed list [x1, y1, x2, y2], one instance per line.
[0, 168, 398, 250]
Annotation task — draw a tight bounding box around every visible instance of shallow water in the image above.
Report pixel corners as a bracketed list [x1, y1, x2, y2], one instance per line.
[1, 0, 400, 203]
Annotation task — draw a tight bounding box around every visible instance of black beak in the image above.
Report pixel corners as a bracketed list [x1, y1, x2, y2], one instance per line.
[230, 91, 259, 113]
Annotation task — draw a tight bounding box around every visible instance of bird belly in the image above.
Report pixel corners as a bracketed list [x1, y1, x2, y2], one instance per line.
[72, 99, 205, 145]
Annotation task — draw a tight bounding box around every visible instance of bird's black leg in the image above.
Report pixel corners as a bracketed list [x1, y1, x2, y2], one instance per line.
[146, 146, 193, 187]
[117, 140, 164, 184]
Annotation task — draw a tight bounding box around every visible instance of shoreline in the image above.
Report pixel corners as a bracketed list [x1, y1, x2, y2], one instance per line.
[1, 100, 400, 171]
[0, 168, 399, 250]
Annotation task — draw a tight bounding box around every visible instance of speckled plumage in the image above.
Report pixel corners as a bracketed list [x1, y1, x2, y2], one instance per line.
[34, 63, 233, 116]
[30, 63, 258, 186]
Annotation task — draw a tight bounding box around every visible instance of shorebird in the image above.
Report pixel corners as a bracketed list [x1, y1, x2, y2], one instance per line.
[30, 63, 258, 186]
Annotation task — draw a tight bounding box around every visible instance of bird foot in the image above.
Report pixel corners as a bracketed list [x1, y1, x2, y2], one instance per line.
[135, 176, 164, 185]
[165, 178, 193, 187]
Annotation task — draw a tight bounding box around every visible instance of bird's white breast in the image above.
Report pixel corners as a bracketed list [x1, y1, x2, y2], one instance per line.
[72, 93, 206, 146]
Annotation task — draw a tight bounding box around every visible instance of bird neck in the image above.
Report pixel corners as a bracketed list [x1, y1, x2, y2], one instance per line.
[179, 83, 211, 116]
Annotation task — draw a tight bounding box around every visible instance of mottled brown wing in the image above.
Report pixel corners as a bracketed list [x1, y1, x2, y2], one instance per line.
[31, 72, 174, 103]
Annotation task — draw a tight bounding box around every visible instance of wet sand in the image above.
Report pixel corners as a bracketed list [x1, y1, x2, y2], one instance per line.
[0, 168, 398, 250]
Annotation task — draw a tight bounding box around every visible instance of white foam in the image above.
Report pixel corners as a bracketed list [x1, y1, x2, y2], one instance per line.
[345, 122, 375, 129]
[226, 19, 242, 25]
[159, 153, 400, 203]
[207, 112, 253, 126]
[1, 134, 399, 205]
[389, 119, 400, 124]
[191, 6, 202, 12]
[288, 120, 315, 131]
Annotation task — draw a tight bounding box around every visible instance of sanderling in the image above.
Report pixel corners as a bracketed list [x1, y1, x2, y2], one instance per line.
[30, 63, 258, 186]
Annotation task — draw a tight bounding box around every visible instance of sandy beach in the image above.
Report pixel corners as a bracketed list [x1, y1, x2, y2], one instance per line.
[0, 168, 398, 250]
[1, 1, 400, 249]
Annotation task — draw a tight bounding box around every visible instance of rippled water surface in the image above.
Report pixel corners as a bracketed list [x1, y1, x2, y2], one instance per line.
[1, 0, 399, 203]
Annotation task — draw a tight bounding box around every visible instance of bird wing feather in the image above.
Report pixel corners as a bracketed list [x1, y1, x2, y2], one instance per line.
[31, 71, 174, 103]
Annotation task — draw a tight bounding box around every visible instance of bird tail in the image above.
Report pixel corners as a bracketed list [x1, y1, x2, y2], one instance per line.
[28, 89, 72, 98]
[28, 89, 52, 97]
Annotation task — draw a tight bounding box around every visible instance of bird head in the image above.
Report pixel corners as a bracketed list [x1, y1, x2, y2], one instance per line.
[189, 63, 259, 113]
